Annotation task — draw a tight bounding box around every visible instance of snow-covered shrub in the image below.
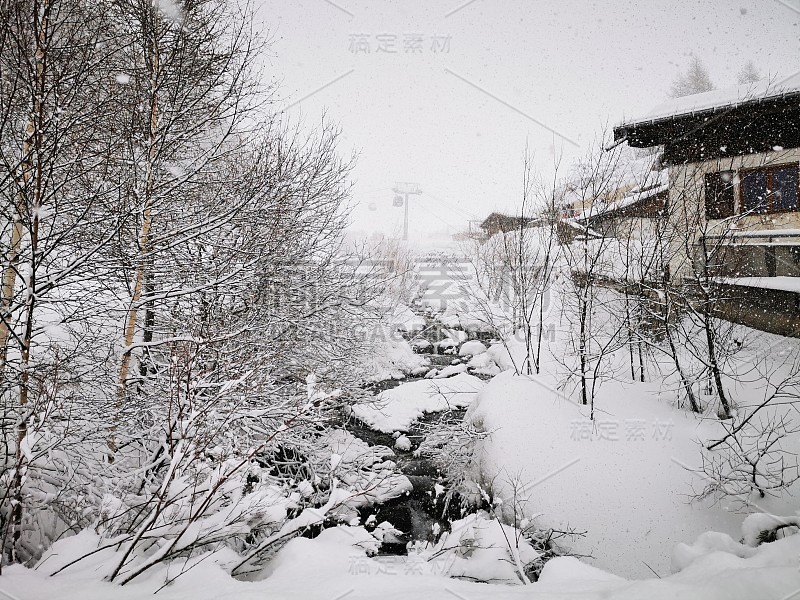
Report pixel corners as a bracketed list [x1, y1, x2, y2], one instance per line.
[427, 512, 540, 584]
[742, 513, 800, 546]
[697, 407, 800, 504]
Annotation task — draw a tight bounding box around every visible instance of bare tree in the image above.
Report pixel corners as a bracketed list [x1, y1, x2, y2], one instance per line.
[557, 135, 629, 417]
[104, 0, 266, 454]
[645, 220, 703, 412]
[663, 157, 766, 419]
[0, 0, 133, 560]
[457, 148, 559, 374]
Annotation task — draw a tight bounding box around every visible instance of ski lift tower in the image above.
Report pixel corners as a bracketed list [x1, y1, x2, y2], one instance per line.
[392, 182, 422, 241]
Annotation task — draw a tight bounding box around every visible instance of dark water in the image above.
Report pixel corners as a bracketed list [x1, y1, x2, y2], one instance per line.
[343, 374, 479, 554]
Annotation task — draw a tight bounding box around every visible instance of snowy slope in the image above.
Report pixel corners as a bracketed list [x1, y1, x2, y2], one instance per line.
[463, 367, 799, 578]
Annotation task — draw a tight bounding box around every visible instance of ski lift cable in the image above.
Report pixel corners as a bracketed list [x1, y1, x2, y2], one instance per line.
[423, 191, 475, 218]
[358, 187, 394, 196]
[424, 192, 482, 220]
[413, 200, 464, 231]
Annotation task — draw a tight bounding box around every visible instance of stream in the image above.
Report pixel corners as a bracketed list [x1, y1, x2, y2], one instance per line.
[343, 336, 493, 555]
[344, 399, 469, 553]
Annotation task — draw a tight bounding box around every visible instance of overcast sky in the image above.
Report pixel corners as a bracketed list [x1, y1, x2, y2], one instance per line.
[254, 0, 799, 244]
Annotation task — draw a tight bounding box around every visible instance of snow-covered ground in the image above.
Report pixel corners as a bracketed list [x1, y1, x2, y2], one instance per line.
[465, 369, 745, 578]
[8, 519, 800, 599]
[5, 247, 799, 600]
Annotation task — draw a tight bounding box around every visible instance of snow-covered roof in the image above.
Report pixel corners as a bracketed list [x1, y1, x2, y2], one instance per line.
[558, 152, 667, 221]
[558, 152, 665, 208]
[561, 218, 603, 239]
[622, 72, 800, 128]
[579, 181, 667, 220]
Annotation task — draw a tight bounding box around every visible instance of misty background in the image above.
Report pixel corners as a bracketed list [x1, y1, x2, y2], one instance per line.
[255, 0, 800, 243]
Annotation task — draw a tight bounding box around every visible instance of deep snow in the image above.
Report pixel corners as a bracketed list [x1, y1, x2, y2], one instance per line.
[6, 520, 800, 600]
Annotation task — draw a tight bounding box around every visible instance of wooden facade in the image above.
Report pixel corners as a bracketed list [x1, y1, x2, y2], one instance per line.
[613, 82, 800, 335]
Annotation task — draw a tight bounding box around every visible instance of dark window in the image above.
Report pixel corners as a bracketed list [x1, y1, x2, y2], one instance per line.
[741, 169, 768, 213]
[704, 171, 735, 219]
[773, 166, 799, 211]
[740, 163, 800, 214]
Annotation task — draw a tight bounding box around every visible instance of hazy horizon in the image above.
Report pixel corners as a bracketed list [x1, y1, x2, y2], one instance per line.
[255, 0, 800, 243]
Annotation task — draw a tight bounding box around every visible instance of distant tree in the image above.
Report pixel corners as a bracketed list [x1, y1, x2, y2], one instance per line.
[737, 60, 762, 84]
[669, 57, 715, 98]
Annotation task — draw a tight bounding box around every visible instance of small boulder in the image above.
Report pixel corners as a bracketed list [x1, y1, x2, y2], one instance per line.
[394, 434, 412, 452]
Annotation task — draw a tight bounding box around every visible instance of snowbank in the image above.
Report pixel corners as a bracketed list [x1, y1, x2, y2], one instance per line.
[464, 370, 749, 578]
[8, 519, 800, 599]
[350, 373, 485, 433]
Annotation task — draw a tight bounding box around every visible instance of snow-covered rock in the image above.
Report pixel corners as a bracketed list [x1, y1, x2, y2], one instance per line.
[424, 368, 440, 379]
[459, 340, 488, 356]
[372, 521, 406, 545]
[410, 338, 433, 352]
[433, 363, 467, 378]
[466, 352, 491, 368]
[435, 339, 458, 353]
